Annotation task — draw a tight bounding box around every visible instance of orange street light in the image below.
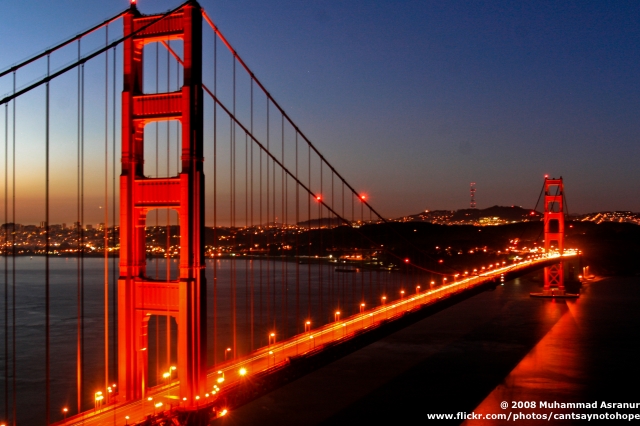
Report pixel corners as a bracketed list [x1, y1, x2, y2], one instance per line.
[94, 391, 104, 411]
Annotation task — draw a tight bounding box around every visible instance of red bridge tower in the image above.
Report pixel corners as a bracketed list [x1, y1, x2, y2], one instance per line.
[541, 177, 565, 295]
[118, 1, 206, 404]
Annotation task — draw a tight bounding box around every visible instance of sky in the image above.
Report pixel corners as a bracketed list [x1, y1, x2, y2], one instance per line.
[0, 0, 639, 224]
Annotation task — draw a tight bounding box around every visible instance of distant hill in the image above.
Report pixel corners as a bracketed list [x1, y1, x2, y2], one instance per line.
[452, 206, 541, 222]
[297, 217, 346, 228]
[572, 211, 640, 225]
[399, 205, 542, 225]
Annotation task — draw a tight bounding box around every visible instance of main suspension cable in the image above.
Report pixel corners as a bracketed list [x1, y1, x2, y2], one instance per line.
[0, 1, 191, 107]
[0, 10, 127, 78]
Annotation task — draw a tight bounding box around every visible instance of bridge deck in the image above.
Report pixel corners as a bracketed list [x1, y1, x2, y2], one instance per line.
[55, 253, 576, 425]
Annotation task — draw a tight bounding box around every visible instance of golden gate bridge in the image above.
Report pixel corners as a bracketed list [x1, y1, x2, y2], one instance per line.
[0, 1, 578, 424]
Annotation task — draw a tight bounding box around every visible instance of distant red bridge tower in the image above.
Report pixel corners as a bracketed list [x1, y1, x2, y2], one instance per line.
[530, 176, 578, 298]
[542, 177, 565, 295]
[118, 1, 207, 404]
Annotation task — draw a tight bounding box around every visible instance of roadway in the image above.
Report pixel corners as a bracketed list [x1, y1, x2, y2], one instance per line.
[56, 252, 577, 425]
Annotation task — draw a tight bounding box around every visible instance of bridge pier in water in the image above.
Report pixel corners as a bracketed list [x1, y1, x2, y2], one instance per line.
[118, 1, 207, 405]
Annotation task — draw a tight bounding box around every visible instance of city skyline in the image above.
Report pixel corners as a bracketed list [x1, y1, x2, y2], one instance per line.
[1, 0, 639, 226]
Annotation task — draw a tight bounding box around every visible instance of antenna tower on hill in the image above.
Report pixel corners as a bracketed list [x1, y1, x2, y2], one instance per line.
[470, 182, 476, 208]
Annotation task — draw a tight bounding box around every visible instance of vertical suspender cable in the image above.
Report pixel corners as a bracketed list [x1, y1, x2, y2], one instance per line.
[11, 71, 16, 426]
[76, 40, 87, 414]
[81, 54, 86, 414]
[103, 25, 110, 398]
[245, 132, 249, 352]
[360, 194, 364, 304]
[111, 45, 117, 385]
[3, 78, 8, 421]
[271, 116, 276, 331]
[330, 172, 334, 311]
[307, 144, 311, 320]
[266, 100, 270, 332]
[76, 39, 82, 414]
[319, 160, 323, 321]
[249, 80, 254, 351]
[231, 115, 236, 358]
[232, 57, 237, 359]
[259, 140, 262, 347]
[3, 83, 8, 422]
[341, 182, 345, 309]
[295, 131, 299, 335]
[282, 116, 287, 339]
[166, 39, 171, 372]
[45, 53, 51, 425]
[212, 33, 218, 366]
[351, 195, 355, 308]
[281, 115, 285, 337]
[369, 209, 372, 305]
[285, 152, 289, 338]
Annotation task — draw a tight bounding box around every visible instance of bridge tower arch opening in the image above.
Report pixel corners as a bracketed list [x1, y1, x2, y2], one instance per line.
[119, 1, 206, 405]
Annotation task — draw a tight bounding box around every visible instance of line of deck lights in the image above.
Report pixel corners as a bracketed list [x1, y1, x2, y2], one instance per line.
[221, 250, 578, 382]
[71, 250, 575, 424]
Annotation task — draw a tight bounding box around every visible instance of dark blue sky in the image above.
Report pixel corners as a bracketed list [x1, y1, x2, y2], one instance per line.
[1, 0, 639, 216]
